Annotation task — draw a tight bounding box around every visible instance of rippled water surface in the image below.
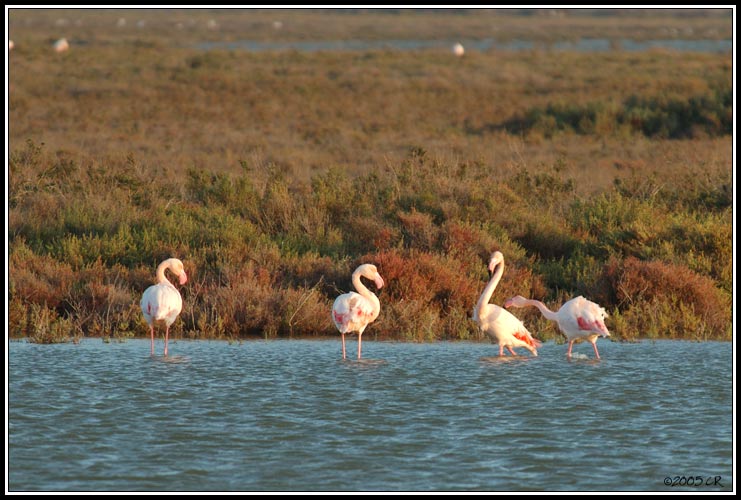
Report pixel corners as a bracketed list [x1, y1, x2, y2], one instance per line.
[8, 339, 733, 492]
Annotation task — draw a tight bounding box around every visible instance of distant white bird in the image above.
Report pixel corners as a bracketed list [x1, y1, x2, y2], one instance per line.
[332, 264, 384, 359]
[452, 42, 465, 57]
[505, 295, 610, 359]
[474, 251, 541, 357]
[53, 38, 69, 53]
[9, 40, 14, 51]
[140, 258, 188, 357]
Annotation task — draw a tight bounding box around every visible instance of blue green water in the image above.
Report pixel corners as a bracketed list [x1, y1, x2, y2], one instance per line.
[8, 339, 733, 492]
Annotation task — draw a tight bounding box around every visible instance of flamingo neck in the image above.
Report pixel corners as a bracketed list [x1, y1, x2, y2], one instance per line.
[527, 299, 559, 321]
[475, 262, 504, 318]
[155, 260, 174, 286]
[352, 272, 380, 312]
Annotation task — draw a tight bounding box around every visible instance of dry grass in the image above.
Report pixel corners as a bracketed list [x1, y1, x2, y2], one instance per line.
[8, 9, 733, 343]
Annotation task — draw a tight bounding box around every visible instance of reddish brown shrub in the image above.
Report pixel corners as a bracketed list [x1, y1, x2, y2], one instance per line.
[397, 209, 440, 251]
[440, 220, 497, 263]
[603, 256, 731, 337]
[9, 250, 75, 308]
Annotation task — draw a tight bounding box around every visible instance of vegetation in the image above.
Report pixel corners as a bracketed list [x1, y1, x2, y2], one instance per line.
[8, 9, 733, 344]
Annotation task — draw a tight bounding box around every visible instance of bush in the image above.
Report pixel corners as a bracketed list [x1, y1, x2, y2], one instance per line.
[600, 256, 731, 339]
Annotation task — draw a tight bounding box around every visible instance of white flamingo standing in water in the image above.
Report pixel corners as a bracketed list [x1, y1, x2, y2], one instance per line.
[474, 251, 541, 356]
[140, 258, 188, 357]
[332, 264, 384, 359]
[504, 295, 610, 359]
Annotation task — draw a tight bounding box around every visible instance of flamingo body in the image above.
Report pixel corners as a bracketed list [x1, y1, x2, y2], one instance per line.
[141, 284, 182, 329]
[332, 264, 384, 359]
[476, 303, 541, 356]
[474, 252, 541, 357]
[140, 258, 187, 357]
[505, 295, 609, 359]
[53, 38, 69, 53]
[332, 292, 377, 334]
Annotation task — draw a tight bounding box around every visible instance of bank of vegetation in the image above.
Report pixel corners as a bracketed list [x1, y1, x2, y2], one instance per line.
[8, 10, 732, 344]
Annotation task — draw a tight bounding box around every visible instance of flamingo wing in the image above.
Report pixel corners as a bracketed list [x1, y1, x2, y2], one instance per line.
[513, 326, 542, 349]
[332, 292, 375, 333]
[501, 309, 541, 348]
[568, 297, 609, 337]
[141, 283, 183, 326]
[479, 306, 540, 347]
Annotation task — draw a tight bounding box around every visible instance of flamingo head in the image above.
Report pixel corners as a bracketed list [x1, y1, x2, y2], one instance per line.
[504, 295, 528, 309]
[487, 251, 504, 276]
[168, 258, 188, 285]
[356, 264, 384, 290]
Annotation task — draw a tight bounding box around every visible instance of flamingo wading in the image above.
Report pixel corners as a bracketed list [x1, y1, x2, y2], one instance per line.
[140, 258, 188, 357]
[504, 295, 610, 359]
[332, 264, 384, 359]
[474, 251, 541, 357]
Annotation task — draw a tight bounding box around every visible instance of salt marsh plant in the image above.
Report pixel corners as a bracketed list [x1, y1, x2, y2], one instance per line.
[8, 9, 732, 342]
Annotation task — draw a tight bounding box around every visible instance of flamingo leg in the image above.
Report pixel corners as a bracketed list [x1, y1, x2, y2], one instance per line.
[507, 346, 517, 356]
[341, 333, 346, 359]
[592, 342, 601, 359]
[150, 326, 155, 356]
[164, 326, 169, 357]
[498, 344, 504, 356]
[357, 334, 362, 359]
[566, 340, 574, 357]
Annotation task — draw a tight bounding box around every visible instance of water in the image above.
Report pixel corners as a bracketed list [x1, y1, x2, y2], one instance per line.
[8, 339, 733, 492]
[195, 38, 732, 54]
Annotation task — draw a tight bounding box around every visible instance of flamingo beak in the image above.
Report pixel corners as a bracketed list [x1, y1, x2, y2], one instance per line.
[374, 274, 384, 290]
[179, 271, 188, 285]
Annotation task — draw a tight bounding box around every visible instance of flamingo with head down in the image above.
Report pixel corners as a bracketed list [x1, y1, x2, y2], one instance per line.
[474, 251, 541, 357]
[504, 295, 610, 359]
[140, 258, 188, 357]
[332, 264, 384, 359]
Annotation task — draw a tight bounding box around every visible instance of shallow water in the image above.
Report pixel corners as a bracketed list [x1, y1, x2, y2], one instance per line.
[196, 38, 732, 54]
[8, 339, 733, 492]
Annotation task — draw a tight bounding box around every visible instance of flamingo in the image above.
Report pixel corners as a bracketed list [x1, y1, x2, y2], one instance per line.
[504, 295, 610, 359]
[140, 258, 188, 357]
[331, 264, 384, 359]
[452, 42, 465, 57]
[474, 251, 541, 357]
[53, 38, 69, 53]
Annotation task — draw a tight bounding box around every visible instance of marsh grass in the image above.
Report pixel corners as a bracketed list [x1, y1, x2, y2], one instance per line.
[8, 9, 732, 343]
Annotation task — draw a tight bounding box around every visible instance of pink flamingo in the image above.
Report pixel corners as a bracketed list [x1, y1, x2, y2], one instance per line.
[53, 38, 69, 53]
[474, 251, 541, 356]
[331, 264, 384, 359]
[504, 295, 610, 359]
[140, 258, 188, 357]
